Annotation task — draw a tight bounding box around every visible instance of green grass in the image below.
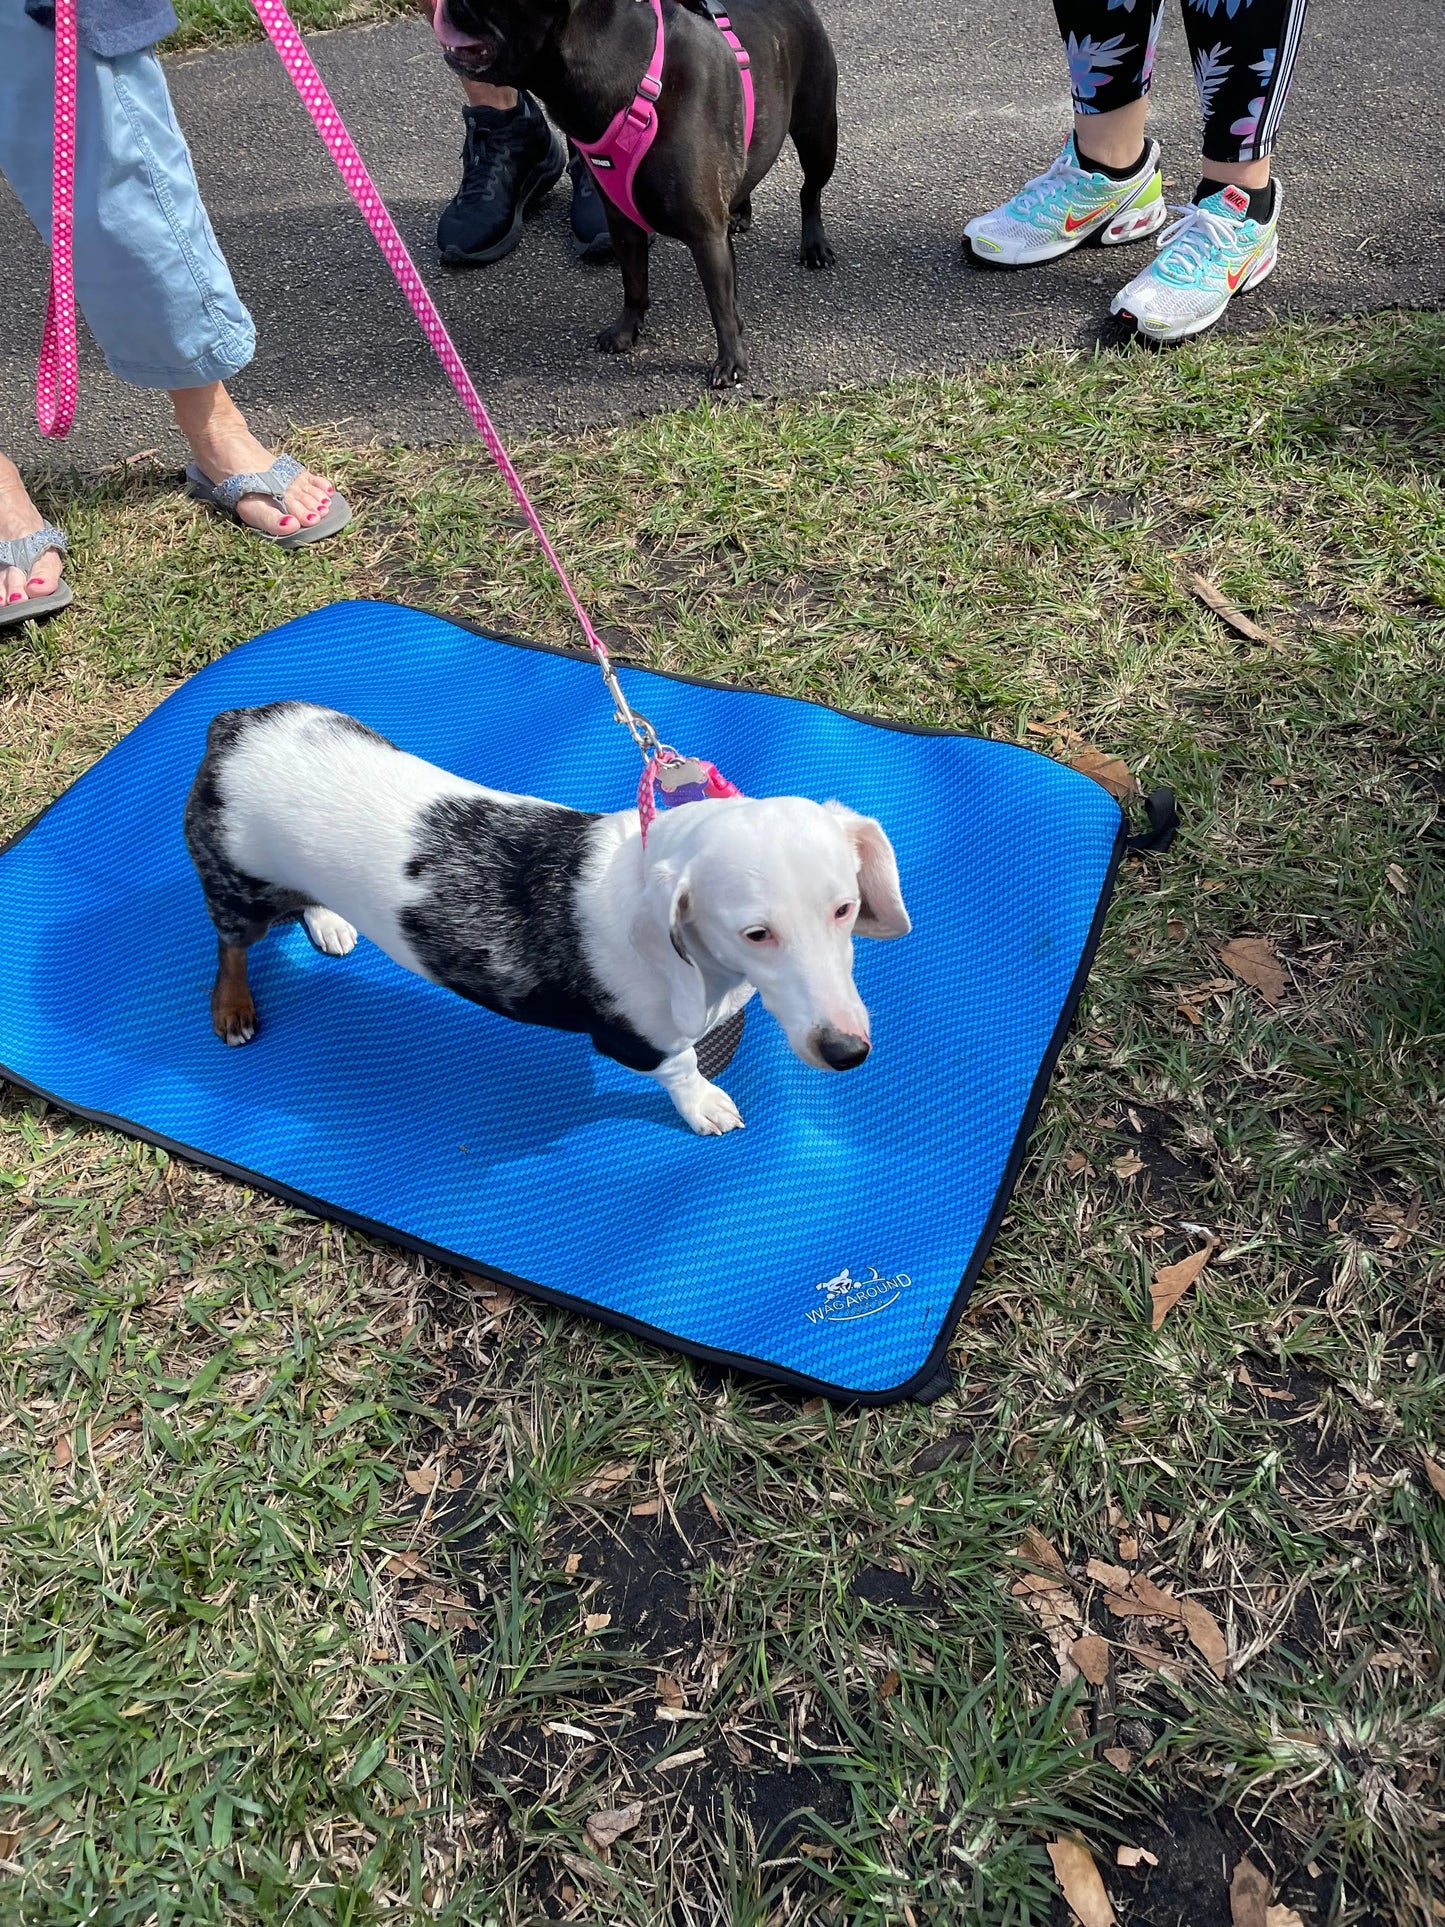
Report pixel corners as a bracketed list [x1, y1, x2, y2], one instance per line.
[166, 0, 410, 54]
[2, 310, 1443, 1926]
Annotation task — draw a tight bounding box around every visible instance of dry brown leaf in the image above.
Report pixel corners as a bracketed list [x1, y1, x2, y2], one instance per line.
[585, 1802, 643, 1850]
[1070, 1635, 1111, 1685]
[1265, 1910, 1304, 1927]
[51, 1433, 72, 1469]
[1153, 1512, 1172, 1531]
[1167, 918, 1186, 941]
[0, 1829, 19, 1860]
[563, 1552, 582, 1576]
[583, 1612, 612, 1635]
[630, 1499, 662, 1518]
[656, 1672, 685, 1710]
[1017, 1528, 1067, 1575]
[652, 1746, 706, 1772]
[1385, 863, 1409, 897]
[1112, 1154, 1145, 1179]
[1179, 1597, 1229, 1680]
[1087, 1558, 1131, 1591]
[1104, 1592, 1163, 1620]
[1117, 1535, 1139, 1561]
[1150, 1244, 1213, 1329]
[879, 1668, 901, 1698]
[404, 1464, 438, 1495]
[1187, 573, 1278, 647]
[1229, 1857, 1271, 1927]
[1103, 1746, 1133, 1773]
[801, 1397, 827, 1417]
[1127, 1574, 1184, 1618]
[702, 1494, 723, 1527]
[384, 1550, 428, 1580]
[1047, 1838, 1116, 1927]
[1421, 1454, 1445, 1501]
[1116, 1846, 1159, 1868]
[580, 1462, 632, 1499]
[1069, 745, 1141, 803]
[1063, 1150, 1089, 1175]
[1220, 937, 1288, 1006]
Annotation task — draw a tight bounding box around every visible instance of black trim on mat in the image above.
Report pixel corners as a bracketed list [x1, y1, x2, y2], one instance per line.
[0, 602, 1136, 1407]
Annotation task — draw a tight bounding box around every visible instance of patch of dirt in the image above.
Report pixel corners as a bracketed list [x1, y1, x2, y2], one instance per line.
[1095, 1801, 1351, 1927]
[848, 1565, 943, 1614]
[1106, 1104, 1215, 1204]
[744, 1763, 850, 1850]
[547, 1504, 723, 1649]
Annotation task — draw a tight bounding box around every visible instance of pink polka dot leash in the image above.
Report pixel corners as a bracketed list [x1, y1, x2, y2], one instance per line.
[37, 0, 79, 439]
[248, 0, 738, 834]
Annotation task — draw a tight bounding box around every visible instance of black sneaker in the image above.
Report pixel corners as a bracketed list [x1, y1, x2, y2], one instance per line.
[567, 147, 613, 261]
[437, 94, 566, 267]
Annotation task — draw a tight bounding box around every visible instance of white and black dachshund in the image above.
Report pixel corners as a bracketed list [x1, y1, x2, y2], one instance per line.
[183, 702, 910, 1134]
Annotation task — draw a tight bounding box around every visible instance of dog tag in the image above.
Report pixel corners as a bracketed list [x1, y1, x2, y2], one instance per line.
[656, 757, 710, 804]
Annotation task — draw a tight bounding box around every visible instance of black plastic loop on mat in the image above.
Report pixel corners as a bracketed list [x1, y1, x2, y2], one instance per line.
[1126, 787, 1179, 856]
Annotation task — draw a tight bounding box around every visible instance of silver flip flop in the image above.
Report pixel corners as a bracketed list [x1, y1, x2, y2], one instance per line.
[0, 525, 72, 629]
[185, 454, 353, 549]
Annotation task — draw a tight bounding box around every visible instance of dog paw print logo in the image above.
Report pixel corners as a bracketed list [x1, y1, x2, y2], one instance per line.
[804, 1265, 912, 1326]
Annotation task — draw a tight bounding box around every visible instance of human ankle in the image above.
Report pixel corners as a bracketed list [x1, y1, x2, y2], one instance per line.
[1076, 135, 1149, 181]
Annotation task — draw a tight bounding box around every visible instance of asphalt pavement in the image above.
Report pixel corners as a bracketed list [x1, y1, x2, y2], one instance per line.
[3, 0, 1442, 467]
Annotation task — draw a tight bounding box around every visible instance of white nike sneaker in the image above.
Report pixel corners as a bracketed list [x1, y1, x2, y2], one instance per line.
[1111, 180, 1281, 343]
[964, 137, 1168, 267]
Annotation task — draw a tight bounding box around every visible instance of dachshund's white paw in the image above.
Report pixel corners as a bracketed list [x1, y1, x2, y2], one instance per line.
[676, 1080, 744, 1136]
[304, 907, 357, 957]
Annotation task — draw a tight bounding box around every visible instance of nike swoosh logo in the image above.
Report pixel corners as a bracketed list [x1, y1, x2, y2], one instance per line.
[1064, 200, 1120, 234]
[1226, 247, 1265, 292]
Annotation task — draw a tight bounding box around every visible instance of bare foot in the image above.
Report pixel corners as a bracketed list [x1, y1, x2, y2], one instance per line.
[0, 455, 64, 607]
[171, 384, 335, 539]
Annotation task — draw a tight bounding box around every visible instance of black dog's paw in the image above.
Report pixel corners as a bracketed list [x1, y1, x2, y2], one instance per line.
[707, 352, 748, 390]
[800, 230, 835, 270]
[728, 199, 753, 237]
[596, 316, 642, 356]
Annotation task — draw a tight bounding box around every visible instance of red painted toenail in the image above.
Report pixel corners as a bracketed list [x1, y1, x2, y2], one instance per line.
[28, 578, 47, 589]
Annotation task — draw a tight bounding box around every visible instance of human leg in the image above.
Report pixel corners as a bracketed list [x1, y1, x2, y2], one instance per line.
[0, 0, 255, 390]
[1109, 0, 1310, 340]
[963, 1, 1167, 265]
[0, 0, 341, 551]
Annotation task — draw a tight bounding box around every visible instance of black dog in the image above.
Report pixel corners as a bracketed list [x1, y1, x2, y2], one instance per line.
[434, 0, 838, 388]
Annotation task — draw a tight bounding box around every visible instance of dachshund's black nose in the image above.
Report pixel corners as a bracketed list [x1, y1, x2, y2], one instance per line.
[815, 1026, 871, 1070]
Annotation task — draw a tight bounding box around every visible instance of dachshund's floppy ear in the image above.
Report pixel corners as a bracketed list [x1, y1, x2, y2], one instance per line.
[630, 861, 709, 1039]
[825, 804, 911, 939]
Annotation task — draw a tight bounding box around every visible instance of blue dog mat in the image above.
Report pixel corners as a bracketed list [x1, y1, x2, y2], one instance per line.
[0, 601, 1157, 1403]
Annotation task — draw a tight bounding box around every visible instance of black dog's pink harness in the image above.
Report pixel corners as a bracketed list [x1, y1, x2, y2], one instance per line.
[573, 0, 756, 233]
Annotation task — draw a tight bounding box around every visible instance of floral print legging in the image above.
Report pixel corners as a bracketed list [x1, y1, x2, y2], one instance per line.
[1052, 0, 1310, 163]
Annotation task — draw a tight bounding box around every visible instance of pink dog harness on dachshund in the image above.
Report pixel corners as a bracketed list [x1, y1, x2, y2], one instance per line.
[572, 0, 756, 234]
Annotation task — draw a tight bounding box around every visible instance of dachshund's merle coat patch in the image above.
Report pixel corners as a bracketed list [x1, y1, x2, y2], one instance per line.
[399, 794, 665, 1071]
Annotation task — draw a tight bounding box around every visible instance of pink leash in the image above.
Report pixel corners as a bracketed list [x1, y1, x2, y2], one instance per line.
[36, 0, 79, 438]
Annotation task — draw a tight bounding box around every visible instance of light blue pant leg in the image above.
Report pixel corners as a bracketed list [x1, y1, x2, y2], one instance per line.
[0, 0, 255, 389]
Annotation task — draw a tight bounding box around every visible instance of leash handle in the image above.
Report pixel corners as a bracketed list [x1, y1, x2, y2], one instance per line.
[38, 0, 79, 438]
[250, 0, 661, 748]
